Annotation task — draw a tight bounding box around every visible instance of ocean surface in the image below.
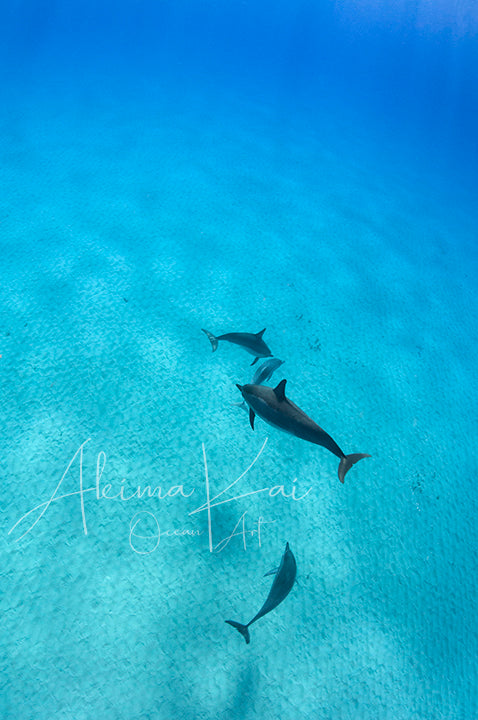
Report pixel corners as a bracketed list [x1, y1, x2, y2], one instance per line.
[1, 2, 477, 719]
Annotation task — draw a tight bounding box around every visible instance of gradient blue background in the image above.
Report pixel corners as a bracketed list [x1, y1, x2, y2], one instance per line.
[1, 2, 477, 719]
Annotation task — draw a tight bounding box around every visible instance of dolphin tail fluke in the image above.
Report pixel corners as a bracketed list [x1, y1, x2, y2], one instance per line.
[202, 328, 218, 352]
[338, 453, 371, 483]
[225, 620, 251, 644]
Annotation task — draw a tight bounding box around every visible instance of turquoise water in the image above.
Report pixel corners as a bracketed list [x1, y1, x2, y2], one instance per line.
[2, 3, 478, 719]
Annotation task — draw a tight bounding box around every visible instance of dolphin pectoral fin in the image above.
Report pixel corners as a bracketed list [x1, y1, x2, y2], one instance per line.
[264, 567, 279, 577]
[202, 328, 218, 352]
[249, 408, 256, 430]
[273, 379, 287, 402]
[225, 620, 251, 644]
[232, 401, 247, 411]
[338, 453, 371, 483]
[250, 356, 259, 365]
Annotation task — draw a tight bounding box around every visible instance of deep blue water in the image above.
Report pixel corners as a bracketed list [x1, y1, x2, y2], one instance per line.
[3, 0, 478, 163]
[1, 2, 477, 719]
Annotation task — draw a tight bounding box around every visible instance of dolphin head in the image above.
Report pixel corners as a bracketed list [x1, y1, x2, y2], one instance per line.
[237, 382, 286, 412]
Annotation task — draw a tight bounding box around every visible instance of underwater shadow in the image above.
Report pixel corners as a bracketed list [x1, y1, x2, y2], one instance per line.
[227, 662, 260, 719]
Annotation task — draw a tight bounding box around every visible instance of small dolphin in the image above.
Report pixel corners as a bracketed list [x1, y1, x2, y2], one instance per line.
[226, 542, 296, 644]
[234, 358, 286, 411]
[202, 328, 272, 365]
[237, 379, 370, 483]
[252, 357, 284, 385]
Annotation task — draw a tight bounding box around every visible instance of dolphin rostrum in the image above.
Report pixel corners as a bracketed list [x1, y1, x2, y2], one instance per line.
[202, 328, 272, 365]
[237, 379, 370, 483]
[225, 542, 296, 644]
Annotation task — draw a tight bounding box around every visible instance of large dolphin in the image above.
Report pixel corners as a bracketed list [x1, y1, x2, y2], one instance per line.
[202, 328, 272, 365]
[237, 379, 370, 483]
[226, 542, 296, 644]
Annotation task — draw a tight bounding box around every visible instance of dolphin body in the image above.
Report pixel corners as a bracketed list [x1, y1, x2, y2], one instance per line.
[237, 379, 370, 483]
[234, 357, 286, 411]
[226, 542, 296, 644]
[252, 357, 284, 385]
[202, 328, 272, 365]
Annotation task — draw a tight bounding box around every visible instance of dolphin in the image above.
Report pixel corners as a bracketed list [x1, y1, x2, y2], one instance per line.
[234, 358, 286, 411]
[252, 357, 285, 385]
[202, 328, 272, 365]
[225, 542, 296, 644]
[236, 379, 370, 483]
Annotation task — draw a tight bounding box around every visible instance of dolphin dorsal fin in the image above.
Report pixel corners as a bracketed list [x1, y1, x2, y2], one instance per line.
[256, 328, 266, 337]
[273, 379, 287, 402]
